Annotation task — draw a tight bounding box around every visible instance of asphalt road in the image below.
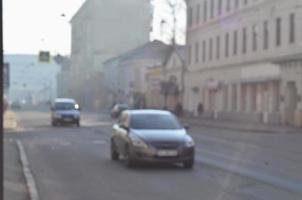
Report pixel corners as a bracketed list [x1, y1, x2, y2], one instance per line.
[4, 110, 302, 200]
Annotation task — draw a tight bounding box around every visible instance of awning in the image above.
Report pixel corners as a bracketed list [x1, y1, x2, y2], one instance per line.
[240, 63, 281, 82]
[240, 76, 281, 84]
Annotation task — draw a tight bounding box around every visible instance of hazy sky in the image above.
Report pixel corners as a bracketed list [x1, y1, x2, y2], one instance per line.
[3, 0, 186, 55]
[151, 0, 186, 45]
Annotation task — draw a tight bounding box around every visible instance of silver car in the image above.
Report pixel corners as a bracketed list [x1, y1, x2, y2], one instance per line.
[51, 98, 81, 127]
[111, 110, 195, 168]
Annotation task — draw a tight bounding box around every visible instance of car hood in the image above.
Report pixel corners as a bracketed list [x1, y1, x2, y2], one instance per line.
[131, 129, 187, 143]
[54, 110, 80, 115]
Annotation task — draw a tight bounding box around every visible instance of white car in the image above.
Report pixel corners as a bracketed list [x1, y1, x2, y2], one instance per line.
[51, 98, 81, 127]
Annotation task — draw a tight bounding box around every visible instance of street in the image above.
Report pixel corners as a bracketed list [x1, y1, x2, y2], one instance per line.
[4, 109, 302, 200]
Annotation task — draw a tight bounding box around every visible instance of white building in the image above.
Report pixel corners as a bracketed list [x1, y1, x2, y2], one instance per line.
[4, 54, 61, 104]
[104, 40, 171, 108]
[69, 0, 152, 109]
[70, 0, 152, 72]
[185, 0, 302, 127]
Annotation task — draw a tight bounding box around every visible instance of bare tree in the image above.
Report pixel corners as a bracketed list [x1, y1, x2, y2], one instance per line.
[160, 0, 186, 45]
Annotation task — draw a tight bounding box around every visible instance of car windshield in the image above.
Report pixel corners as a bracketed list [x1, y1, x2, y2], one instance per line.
[130, 113, 182, 130]
[54, 102, 75, 110]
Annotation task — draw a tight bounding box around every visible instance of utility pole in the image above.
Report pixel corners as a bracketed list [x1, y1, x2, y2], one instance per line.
[171, 2, 177, 46]
[160, 0, 187, 108]
[166, 0, 177, 46]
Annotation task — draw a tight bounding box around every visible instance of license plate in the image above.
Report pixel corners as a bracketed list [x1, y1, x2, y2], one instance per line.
[64, 118, 72, 122]
[157, 150, 178, 157]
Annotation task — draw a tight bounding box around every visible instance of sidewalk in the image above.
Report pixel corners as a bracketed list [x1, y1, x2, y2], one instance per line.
[4, 139, 28, 200]
[4, 110, 18, 130]
[182, 116, 301, 134]
[183, 117, 302, 193]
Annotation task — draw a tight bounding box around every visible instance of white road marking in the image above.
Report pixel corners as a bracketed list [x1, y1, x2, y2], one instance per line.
[16, 140, 39, 200]
[92, 140, 107, 144]
[82, 121, 113, 127]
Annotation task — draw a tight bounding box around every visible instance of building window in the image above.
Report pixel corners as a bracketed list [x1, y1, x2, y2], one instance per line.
[232, 84, 237, 111]
[289, 13, 295, 44]
[209, 38, 213, 61]
[195, 42, 199, 63]
[188, 7, 193, 27]
[233, 30, 238, 55]
[263, 21, 269, 50]
[202, 40, 207, 62]
[216, 36, 220, 59]
[276, 17, 281, 46]
[242, 27, 247, 54]
[223, 85, 228, 111]
[188, 45, 191, 65]
[196, 4, 200, 24]
[225, 33, 229, 57]
[235, 0, 239, 10]
[210, 0, 214, 19]
[252, 25, 257, 51]
[218, 0, 222, 16]
[203, 1, 208, 22]
[226, 0, 231, 12]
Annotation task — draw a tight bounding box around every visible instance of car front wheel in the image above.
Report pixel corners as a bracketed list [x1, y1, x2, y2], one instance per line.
[183, 159, 194, 169]
[76, 119, 80, 127]
[124, 146, 135, 168]
[51, 120, 57, 127]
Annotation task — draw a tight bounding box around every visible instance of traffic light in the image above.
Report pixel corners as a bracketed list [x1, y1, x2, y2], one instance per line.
[39, 51, 50, 63]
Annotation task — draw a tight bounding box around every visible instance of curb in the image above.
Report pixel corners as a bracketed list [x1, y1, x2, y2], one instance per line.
[16, 140, 39, 200]
[184, 120, 300, 134]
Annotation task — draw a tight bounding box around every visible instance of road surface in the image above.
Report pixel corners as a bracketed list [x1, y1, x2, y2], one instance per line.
[4, 109, 302, 200]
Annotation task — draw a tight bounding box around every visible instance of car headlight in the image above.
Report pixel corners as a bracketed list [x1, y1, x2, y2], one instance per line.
[184, 137, 195, 147]
[131, 136, 148, 149]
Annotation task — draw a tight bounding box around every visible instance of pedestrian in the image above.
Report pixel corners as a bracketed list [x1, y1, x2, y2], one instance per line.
[197, 102, 203, 116]
[175, 102, 183, 118]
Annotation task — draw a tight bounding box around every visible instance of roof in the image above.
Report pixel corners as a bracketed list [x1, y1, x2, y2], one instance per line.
[103, 40, 172, 66]
[165, 45, 186, 64]
[70, 0, 91, 23]
[4, 54, 59, 66]
[54, 98, 76, 103]
[174, 45, 187, 61]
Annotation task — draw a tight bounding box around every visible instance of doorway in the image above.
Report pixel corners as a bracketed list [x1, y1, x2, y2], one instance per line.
[285, 81, 298, 125]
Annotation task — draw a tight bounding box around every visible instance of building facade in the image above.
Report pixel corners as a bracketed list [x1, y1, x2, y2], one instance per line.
[69, 0, 152, 109]
[185, 0, 302, 126]
[4, 55, 61, 104]
[70, 0, 152, 72]
[163, 46, 186, 111]
[103, 40, 172, 108]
